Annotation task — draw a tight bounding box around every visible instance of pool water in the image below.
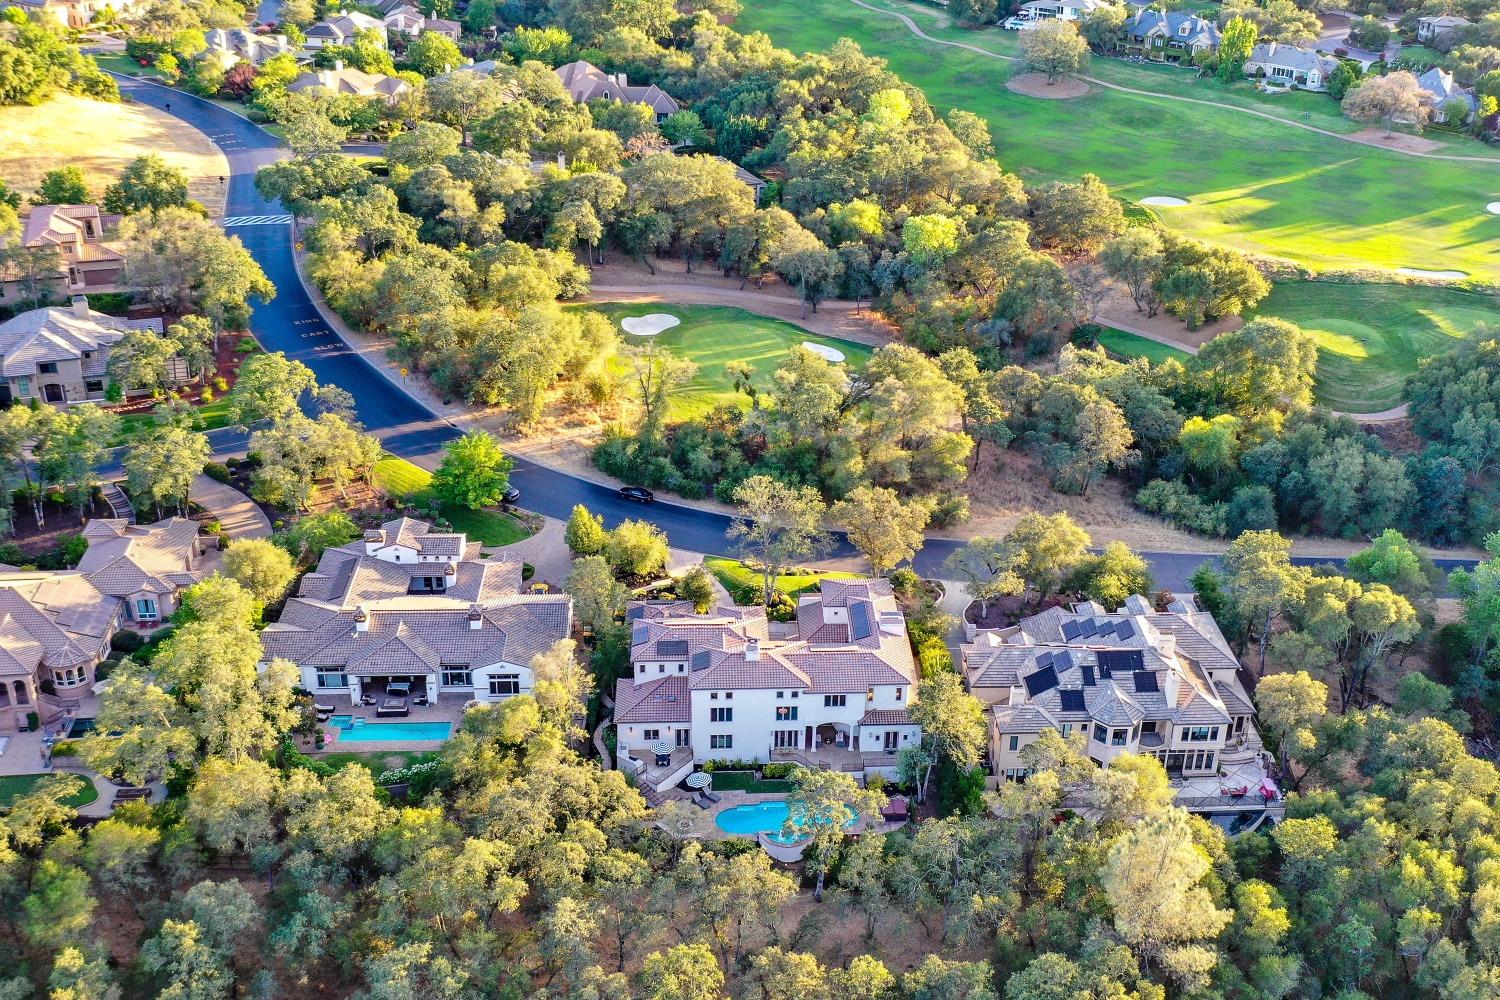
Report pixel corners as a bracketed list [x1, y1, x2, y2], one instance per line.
[714, 801, 857, 842]
[326, 717, 452, 742]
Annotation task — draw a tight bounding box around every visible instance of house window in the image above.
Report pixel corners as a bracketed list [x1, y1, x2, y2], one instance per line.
[710, 692, 718, 699]
[724, 692, 733, 700]
[791, 690, 798, 698]
[1061, 723, 1073, 736]
[1008, 735, 1019, 752]
[38, 362, 57, 374]
[17, 377, 29, 397]
[84, 380, 103, 394]
[824, 694, 847, 707]
[489, 674, 520, 697]
[1182, 726, 1218, 742]
[775, 706, 798, 721]
[643, 729, 660, 742]
[315, 671, 349, 688]
[774, 729, 799, 748]
[440, 668, 471, 687]
[1112, 729, 1128, 747]
[676, 729, 691, 747]
[1092, 724, 1107, 743]
[710, 707, 732, 723]
[135, 598, 159, 621]
[896, 688, 903, 701]
[776, 691, 783, 699]
[710, 734, 733, 749]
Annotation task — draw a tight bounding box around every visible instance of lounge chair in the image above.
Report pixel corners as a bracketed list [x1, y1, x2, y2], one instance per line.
[360, 695, 378, 706]
[313, 703, 336, 713]
[315, 712, 331, 723]
[693, 793, 713, 809]
[412, 694, 429, 707]
[702, 790, 722, 803]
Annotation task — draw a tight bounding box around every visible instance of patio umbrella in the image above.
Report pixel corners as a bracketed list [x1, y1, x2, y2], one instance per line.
[651, 741, 673, 757]
[685, 772, 711, 790]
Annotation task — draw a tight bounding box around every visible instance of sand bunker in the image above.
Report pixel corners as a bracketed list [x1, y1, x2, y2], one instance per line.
[1397, 267, 1467, 280]
[621, 313, 681, 336]
[1488, 202, 1500, 216]
[801, 342, 846, 363]
[1140, 196, 1189, 207]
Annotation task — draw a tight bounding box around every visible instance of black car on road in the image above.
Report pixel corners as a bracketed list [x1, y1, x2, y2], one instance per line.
[618, 486, 655, 503]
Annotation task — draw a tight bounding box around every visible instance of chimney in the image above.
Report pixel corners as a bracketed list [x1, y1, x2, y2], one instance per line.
[612, 71, 627, 87]
[70, 295, 89, 318]
[745, 637, 759, 661]
[468, 604, 482, 630]
[354, 604, 369, 633]
[334, 58, 344, 71]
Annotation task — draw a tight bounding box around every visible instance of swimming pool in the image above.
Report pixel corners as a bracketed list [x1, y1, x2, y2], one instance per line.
[713, 801, 857, 842]
[327, 716, 452, 742]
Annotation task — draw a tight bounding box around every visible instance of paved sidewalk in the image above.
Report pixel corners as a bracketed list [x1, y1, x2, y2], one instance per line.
[192, 474, 272, 539]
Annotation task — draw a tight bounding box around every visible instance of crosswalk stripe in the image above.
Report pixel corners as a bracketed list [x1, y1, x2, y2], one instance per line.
[223, 214, 293, 226]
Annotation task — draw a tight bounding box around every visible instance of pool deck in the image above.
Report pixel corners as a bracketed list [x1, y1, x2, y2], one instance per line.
[303, 695, 469, 753]
[665, 788, 905, 842]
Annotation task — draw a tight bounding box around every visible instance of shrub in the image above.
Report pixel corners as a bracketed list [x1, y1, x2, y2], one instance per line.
[889, 568, 922, 600]
[203, 462, 232, 483]
[213, 376, 229, 392]
[235, 336, 258, 353]
[927, 492, 970, 528]
[760, 762, 796, 779]
[111, 631, 145, 654]
[94, 659, 119, 682]
[26, 711, 39, 731]
[1135, 479, 1229, 537]
[0, 542, 25, 565]
[917, 635, 954, 678]
[51, 740, 77, 756]
[200, 387, 214, 403]
[105, 381, 124, 403]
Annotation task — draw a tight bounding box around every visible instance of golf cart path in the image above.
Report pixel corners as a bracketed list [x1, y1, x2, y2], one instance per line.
[844, 0, 1500, 166]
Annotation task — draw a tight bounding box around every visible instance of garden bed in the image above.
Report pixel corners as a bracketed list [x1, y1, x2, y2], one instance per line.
[703, 771, 794, 793]
[964, 593, 1070, 630]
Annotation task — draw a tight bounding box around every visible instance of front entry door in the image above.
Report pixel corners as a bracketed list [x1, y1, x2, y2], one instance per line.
[883, 731, 898, 751]
[43, 383, 63, 403]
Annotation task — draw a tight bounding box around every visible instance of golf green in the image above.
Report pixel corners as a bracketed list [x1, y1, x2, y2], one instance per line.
[1247, 282, 1500, 413]
[736, 0, 1500, 279]
[590, 302, 873, 420]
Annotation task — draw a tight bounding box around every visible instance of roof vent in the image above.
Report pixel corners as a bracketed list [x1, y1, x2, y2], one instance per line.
[354, 604, 369, 632]
[71, 295, 89, 318]
[468, 604, 482, 629]
[745, 637, 760, 662]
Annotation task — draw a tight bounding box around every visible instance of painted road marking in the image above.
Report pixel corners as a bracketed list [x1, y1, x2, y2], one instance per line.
[223, 214, 293, 226]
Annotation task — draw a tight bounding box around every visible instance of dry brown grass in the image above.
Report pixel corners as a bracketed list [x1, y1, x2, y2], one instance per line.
[0, 93, 228, 217]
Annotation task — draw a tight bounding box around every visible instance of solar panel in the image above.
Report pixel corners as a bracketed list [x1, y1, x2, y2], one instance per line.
[1080, 619, 1098, 639]
[632, 625, 649, 646]
[1061, 620, 1082, 641]
[1097, 621, 1116, 637]
[1081, 664, 1096, 686]
[1035, 652, 1054, 669]
[1133, 670, 1160, 692]
[1060, 689, 1086, 711]
[627, 606, 646, 620]
[656, 639, 689, 657]
[1024, 665, 1059, 697]
[1097, 650, 1145, 674]
[849, 603, 873, 641]
[1115, 620, 1136, 640]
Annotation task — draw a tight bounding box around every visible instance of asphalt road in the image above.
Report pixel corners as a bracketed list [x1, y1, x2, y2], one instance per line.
[109, 77, 1480, 591]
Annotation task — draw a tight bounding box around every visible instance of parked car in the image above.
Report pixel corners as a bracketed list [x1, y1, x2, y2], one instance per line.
[618, 486, 655, 503]
[502, 486, 521, 504]
[1002, 16, 1029, 28]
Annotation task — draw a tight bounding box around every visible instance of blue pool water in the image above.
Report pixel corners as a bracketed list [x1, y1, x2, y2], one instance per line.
[327, 716, 452, 742]
[713, 801, 857, 842]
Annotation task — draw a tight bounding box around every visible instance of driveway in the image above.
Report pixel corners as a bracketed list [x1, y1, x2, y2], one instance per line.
[191, 474, 272, 539]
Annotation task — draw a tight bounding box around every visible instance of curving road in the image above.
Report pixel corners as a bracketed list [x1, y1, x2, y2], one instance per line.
[109, 75, 1479, 589]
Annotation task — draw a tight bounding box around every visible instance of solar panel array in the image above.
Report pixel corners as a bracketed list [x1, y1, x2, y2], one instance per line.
[1081, 664, 1096, 686]
[849, 602, 873, 641]
[1024, 665, 1059, 697]
[656, 639, 690, 657]
[1060, 689, 1086, 712]
[1132, 670, 1159, 692]
[1096, 650, 1145, 677]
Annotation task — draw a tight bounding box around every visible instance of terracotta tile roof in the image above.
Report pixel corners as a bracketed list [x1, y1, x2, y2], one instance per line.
[860, 708, 914, 725]
[614, 674, 691, 724]
[76, 517, 200, 598]
[0, 572, 118, 671]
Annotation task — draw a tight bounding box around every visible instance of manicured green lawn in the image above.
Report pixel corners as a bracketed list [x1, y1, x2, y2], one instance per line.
[736, 0, 1500, 278]
[113, 396, 233, 446]
[320, 750, 441, 776]
[370, 456, 532, 546]
[704, 556, 863, 599]
[1097, 328, 1192, 365]
[706, 771, 793, 793]
[0, 773, 98, 810]
[589, 303, 874, 421]
[1248, 282, 1500, 412]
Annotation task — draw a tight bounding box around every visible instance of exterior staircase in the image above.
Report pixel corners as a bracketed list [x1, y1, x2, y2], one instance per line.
[100, 482, 134, 523]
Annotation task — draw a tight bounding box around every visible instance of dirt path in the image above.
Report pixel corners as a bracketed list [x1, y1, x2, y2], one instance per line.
[843, 0, 1500, 166]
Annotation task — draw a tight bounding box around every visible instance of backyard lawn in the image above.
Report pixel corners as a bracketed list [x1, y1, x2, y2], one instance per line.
[370, 456, 531, 546]
[319, 750, 441, 777]
[736, 0, 1500, 279]
[589, 303, 873, 421]
[0, 773, 98, 810]
[706, 771, 794, 793]
[1246, 283, 1500, 413]
[704, 557, 863, 599]
[1097, 328, 1192, 365]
